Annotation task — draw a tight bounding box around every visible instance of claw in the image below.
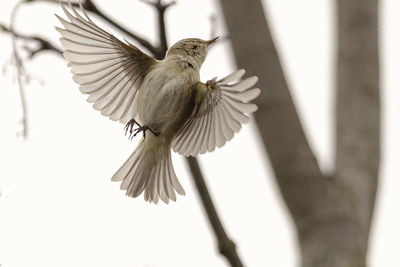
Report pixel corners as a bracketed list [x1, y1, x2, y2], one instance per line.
[133, 127, 143, 138]
[132, 125, 159, 139]
[123, 119, 159, 140]
[124, 119, 141, 140]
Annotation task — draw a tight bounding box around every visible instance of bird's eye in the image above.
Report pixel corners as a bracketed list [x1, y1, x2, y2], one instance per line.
[193, 45, 198, 49]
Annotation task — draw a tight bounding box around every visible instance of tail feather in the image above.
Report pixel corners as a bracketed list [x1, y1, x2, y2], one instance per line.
[167, 153, 185, 195]
[111, 136, 185, 204]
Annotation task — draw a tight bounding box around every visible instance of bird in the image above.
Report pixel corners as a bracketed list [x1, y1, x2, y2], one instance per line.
[55, 1, 260, 204]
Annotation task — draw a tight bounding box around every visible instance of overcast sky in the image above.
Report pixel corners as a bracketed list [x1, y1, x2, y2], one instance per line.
[0, 0, 399, 266]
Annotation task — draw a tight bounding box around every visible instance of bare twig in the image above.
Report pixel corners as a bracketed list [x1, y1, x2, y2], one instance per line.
[10, 2, 28, 139]
[141, 0, 176, 59]
[0, 23, 62, 58]
[26, 0, 162, 58]
[84, 1, 162, 58]
[24, 0, 80, 7]
[1, 1, 63, 138]
[187, 157, 244, 267]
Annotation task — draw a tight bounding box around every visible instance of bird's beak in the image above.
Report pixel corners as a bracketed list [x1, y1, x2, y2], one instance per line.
[206, 36, 219, 46]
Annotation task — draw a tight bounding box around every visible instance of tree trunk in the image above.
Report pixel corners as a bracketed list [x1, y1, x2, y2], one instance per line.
[217, 0, 379, 266]
[335, 0, 380, 242]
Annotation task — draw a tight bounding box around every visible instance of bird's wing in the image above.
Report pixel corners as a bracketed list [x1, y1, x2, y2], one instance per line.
[171, 69, 260, 156]
[56, 1, 156, 124]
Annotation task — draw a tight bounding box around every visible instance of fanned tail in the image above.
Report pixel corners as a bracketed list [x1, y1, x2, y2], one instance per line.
[111, 135, 185, 204]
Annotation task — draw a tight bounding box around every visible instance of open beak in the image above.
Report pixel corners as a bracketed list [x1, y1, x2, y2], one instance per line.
[206, 36, 219, 46]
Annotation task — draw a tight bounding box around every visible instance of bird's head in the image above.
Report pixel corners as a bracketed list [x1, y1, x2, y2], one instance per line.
[166, 37, 219, 69]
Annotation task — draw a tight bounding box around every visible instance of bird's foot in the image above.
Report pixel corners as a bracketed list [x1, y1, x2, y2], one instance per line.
[124, 119, 159, 139]
[132, 125, 159, 138]
[124, 119, 141, 140]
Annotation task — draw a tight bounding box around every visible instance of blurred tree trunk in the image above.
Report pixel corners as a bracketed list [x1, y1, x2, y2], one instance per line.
[217, 0, 379, 266]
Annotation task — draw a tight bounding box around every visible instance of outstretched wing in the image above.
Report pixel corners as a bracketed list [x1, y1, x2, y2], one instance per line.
[171, 69, 260, 156]
[56, 1, 156, 124]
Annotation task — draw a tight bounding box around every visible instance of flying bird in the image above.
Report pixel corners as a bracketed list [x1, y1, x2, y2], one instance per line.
[55, 2, 260, 204]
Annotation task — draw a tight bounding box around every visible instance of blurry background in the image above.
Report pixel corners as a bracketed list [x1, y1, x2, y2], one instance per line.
[0, 0, 398, 266]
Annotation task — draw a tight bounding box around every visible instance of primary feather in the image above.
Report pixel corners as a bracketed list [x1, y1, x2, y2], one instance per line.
[55, 1, 155, 124]
[171, 70, 260, 156]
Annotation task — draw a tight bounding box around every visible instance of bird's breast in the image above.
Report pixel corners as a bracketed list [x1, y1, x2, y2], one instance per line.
[137, 66, 198, 138]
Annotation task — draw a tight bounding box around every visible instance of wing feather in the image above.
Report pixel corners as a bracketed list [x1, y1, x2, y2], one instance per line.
[56, 1, 156, 124]
[171, 70, 260, 156]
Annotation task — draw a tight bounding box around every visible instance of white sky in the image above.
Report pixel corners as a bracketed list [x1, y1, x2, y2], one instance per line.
[0, 0, 399, 266]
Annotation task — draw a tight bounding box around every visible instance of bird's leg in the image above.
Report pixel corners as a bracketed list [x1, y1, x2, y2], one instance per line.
[124, 119, 141, 139]
[133, 125, 160, 138]
[124, 119, 159, 139]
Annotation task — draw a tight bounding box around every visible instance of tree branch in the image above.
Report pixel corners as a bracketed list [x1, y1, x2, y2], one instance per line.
[335, 0, 380, 243]
[83, 1, 162, 58]
[218, 0, 326, 229]
[9, 2, 28, 139]
[141, 0, 176, 59]
[0, 23, 62, 58]
[218, 0, 374, 266]
[25, 0, 162, 58]
[24, 0, 80, 7]
[186, 157, 243, 267]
